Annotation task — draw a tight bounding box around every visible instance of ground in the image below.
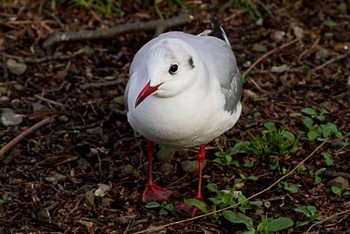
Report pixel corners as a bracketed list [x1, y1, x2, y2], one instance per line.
[0, 1, 350, 233]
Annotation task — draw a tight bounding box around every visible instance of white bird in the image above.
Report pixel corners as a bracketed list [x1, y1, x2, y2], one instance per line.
[125, 21, 242, 214]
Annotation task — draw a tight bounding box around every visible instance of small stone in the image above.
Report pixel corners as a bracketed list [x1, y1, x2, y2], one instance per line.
[252, 43, 267, 52]
[0, 87, 7, 94]
[180, 160, 207, 173]
[94, 183, 111, 197]
[256, 18, 263, 26]
[32, 102, 46, 113]
[85, 190, 95, 206]
[1, 108, 24, 126]
[328, 176, 349, 190]
[156, 147, 176, 162]
[159, 163, 174, 174]
[271, 64, 289, 73]
[292, 26, 304, 39]
[86, 126, 103, 136]
[315, 48, 330, 60]
[272, 30, 286, 42]
[6, 59, 27, 75]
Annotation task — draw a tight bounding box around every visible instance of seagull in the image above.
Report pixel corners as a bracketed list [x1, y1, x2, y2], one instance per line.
[125, 20, 242, 214]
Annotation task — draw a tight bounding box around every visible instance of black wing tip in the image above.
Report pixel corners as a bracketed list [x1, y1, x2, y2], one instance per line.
[209, 19, 230, 45]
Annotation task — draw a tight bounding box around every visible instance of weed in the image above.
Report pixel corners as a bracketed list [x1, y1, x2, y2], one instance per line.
[314, 167, 326, 183]
[231, 0, 271, 20]
[0, 192, 12, 204]
[257, 217, 294, 233]
[331, 186, 342, 196]
[295, 205, 322, 227]
[145, 201, 174, 216]
[277, 181, 299, 193]
[321, 151, 333, 166]
[214, 146, 240, 167]
[302, 107, 343, 141]
[240, 122, 299, 157]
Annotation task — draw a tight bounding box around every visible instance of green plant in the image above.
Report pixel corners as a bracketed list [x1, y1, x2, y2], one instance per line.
[314, 167, 326, 183]
[331, 186, 342, 196]
[256, 217, 294, 233]
[231, 0, 272, 20]
[145, 201, 174, 216]
[0, 193, 12, 204]
[321, 151, 333, 166]
[277, 182, 299, 193]
[302, 107, 328, 121]
[214, 146, 240, 167]
[302, 107, 343, 141]
[239, 122, 299, 157]
[295, 205, 322, 227]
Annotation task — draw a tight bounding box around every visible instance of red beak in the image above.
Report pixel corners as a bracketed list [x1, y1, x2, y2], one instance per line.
[135, 81, 162, 108]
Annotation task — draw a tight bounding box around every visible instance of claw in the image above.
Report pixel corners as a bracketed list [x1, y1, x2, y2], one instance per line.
[142, 184, 173, 202]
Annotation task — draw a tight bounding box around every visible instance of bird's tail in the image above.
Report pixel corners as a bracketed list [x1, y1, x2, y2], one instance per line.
[197, 19, 231, 47]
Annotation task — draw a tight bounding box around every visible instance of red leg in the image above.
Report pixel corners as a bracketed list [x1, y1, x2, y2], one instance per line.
[195, 145, 206, 200]
[142, 140, 172, 202]
[178, 145, 208, 216]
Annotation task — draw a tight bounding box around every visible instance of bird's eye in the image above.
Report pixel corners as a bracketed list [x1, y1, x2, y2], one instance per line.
[169, 64, 178, 75]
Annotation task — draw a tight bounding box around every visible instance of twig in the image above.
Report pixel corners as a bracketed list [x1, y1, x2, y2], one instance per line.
[34, 94, 65, 106]
[242, 38, 300, 92]
[43, 14, 193, 52]
[79, 80, 125, 90]
[131, 141, 327, 234]
[312, 50, 350, 72]
[306, 209, 350, 233]
[0, 117, 54, 157]
[23, 54, 72, 64]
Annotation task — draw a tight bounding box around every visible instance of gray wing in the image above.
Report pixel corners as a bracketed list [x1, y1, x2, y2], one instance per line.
[194, 36, 242, 114]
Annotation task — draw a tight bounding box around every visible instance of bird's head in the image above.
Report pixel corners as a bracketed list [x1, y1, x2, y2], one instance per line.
[135, 38, 203, 108]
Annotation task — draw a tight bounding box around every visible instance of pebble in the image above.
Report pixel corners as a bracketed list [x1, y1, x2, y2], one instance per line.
[159, 163, 174, 174]
[180, 160, 207, 173]
[0, 108, 24, 126]
[6, 59, 27, 75]
[156, 147, 176, 162]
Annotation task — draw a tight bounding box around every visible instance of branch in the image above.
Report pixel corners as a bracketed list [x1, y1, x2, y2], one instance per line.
[0, 117, 54, 157]
[306, 209, 350, 233]
[43, 14, 193, 52]
[242, 38, 300, 93]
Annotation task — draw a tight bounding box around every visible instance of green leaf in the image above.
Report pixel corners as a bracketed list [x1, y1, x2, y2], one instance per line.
[321, 151, 333, 166]
[331, 186, 342, 196]
[164, 203, 174, 211]
[159, 208, 168, 216]
[281, 131, 295, 141]
[302, 107, 317, 116]
[296, 220, 310, 227]
[303, 118, 314, 129]
[207, 183, 220, 193]
[247, 175, 259, 181]
[184, 198, 208, 213]
[243, 160, 254, 168]
[264, 217, 294, 232]
[264, 122, 276, 132]
[145, 201, 161, 208]
[307, 130, 320, 141]
[324, 20, 337, 28]
[295, 205, 317, 217]
[257, 217, 271, 231]
[222, 211, 254, 230]
[284, 184, 299, 193]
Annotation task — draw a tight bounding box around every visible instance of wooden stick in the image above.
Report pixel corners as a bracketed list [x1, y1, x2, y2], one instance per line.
[242, 38, 300, 92]
[43, 14, 193, 52]
[0, 117, 54, 157]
